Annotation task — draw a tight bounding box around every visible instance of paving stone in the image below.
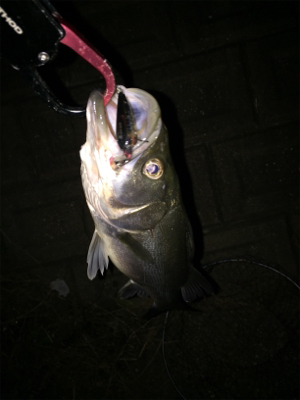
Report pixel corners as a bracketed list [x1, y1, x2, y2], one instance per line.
[181, 115, 249, 150]
[2, 197, 90, 266]
[211, 122, 298, 221]
[245, 31, 299, 127]
[134, 46, 255, 141]
[17, 97, 86, 181]
[172, 2, 297, 54]
[75, 1, 179, 67]
[2, 177, 83, 210]
[1, 104, 37, 185]
[286, 213, 300, 262]
[15, 201, 83, 246]
[202, 215, 298, 280]
[70, 256, 107, 304]
[38, 257, 102, 309]
[1, 229, 43, 271]
[29, 260, 84, 313]
[30, 261, 70, 289]
[184, 144, 220, 227]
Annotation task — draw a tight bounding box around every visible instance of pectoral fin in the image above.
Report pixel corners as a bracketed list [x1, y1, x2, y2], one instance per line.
[181, 268, 213, 302]
[87, 231, 109, 280]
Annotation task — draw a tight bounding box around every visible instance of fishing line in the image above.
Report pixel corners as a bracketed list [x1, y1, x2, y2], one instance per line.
[162, 257, 300, 399]
[202, 258, 300, 290]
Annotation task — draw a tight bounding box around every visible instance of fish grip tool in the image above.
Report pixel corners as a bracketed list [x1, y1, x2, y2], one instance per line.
[0, 0, 116, 116]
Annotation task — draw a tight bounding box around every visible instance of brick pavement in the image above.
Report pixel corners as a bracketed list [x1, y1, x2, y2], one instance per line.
[0, 2, 299, 398]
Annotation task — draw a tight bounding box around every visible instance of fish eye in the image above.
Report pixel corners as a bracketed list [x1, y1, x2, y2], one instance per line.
[143, 158, 163, 180]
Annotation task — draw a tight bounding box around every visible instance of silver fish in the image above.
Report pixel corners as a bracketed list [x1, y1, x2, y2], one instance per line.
[80, 85, 212, 317]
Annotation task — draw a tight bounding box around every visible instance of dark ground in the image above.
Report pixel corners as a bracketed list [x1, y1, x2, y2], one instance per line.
[1, 1, 299, 399]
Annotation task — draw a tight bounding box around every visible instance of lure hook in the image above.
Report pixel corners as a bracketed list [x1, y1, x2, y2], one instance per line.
[116, 90, 137, 158]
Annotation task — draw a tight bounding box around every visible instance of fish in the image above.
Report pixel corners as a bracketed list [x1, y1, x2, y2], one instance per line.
[80, 85, 213, 317]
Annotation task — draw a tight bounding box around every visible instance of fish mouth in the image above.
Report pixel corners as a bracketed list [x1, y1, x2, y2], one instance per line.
[86, 86, 162, 164]
[115, 90, 137, 159]
[108, 195, 153, 218]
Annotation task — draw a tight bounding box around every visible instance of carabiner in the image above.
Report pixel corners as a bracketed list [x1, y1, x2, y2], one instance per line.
[0, 0, 116, 116]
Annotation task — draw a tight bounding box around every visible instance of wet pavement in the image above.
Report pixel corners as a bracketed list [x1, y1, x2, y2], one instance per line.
[1, 2, 299, 399]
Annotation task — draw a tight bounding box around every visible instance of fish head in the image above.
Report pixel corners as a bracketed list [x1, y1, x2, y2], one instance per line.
[80, 86, 179, 231]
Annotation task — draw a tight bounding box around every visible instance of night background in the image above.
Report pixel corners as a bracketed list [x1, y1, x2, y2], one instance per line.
[1, 1, 299, 399]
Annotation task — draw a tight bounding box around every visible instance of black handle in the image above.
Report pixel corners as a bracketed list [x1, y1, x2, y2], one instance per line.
[0, 0, 63, 69]
[0, 0, 86, 116]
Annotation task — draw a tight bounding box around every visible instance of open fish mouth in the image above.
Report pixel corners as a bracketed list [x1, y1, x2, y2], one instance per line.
[88, 85, 162, 164]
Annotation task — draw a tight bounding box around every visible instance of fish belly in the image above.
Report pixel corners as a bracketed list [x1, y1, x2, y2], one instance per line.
[98, 206, 190, 309]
